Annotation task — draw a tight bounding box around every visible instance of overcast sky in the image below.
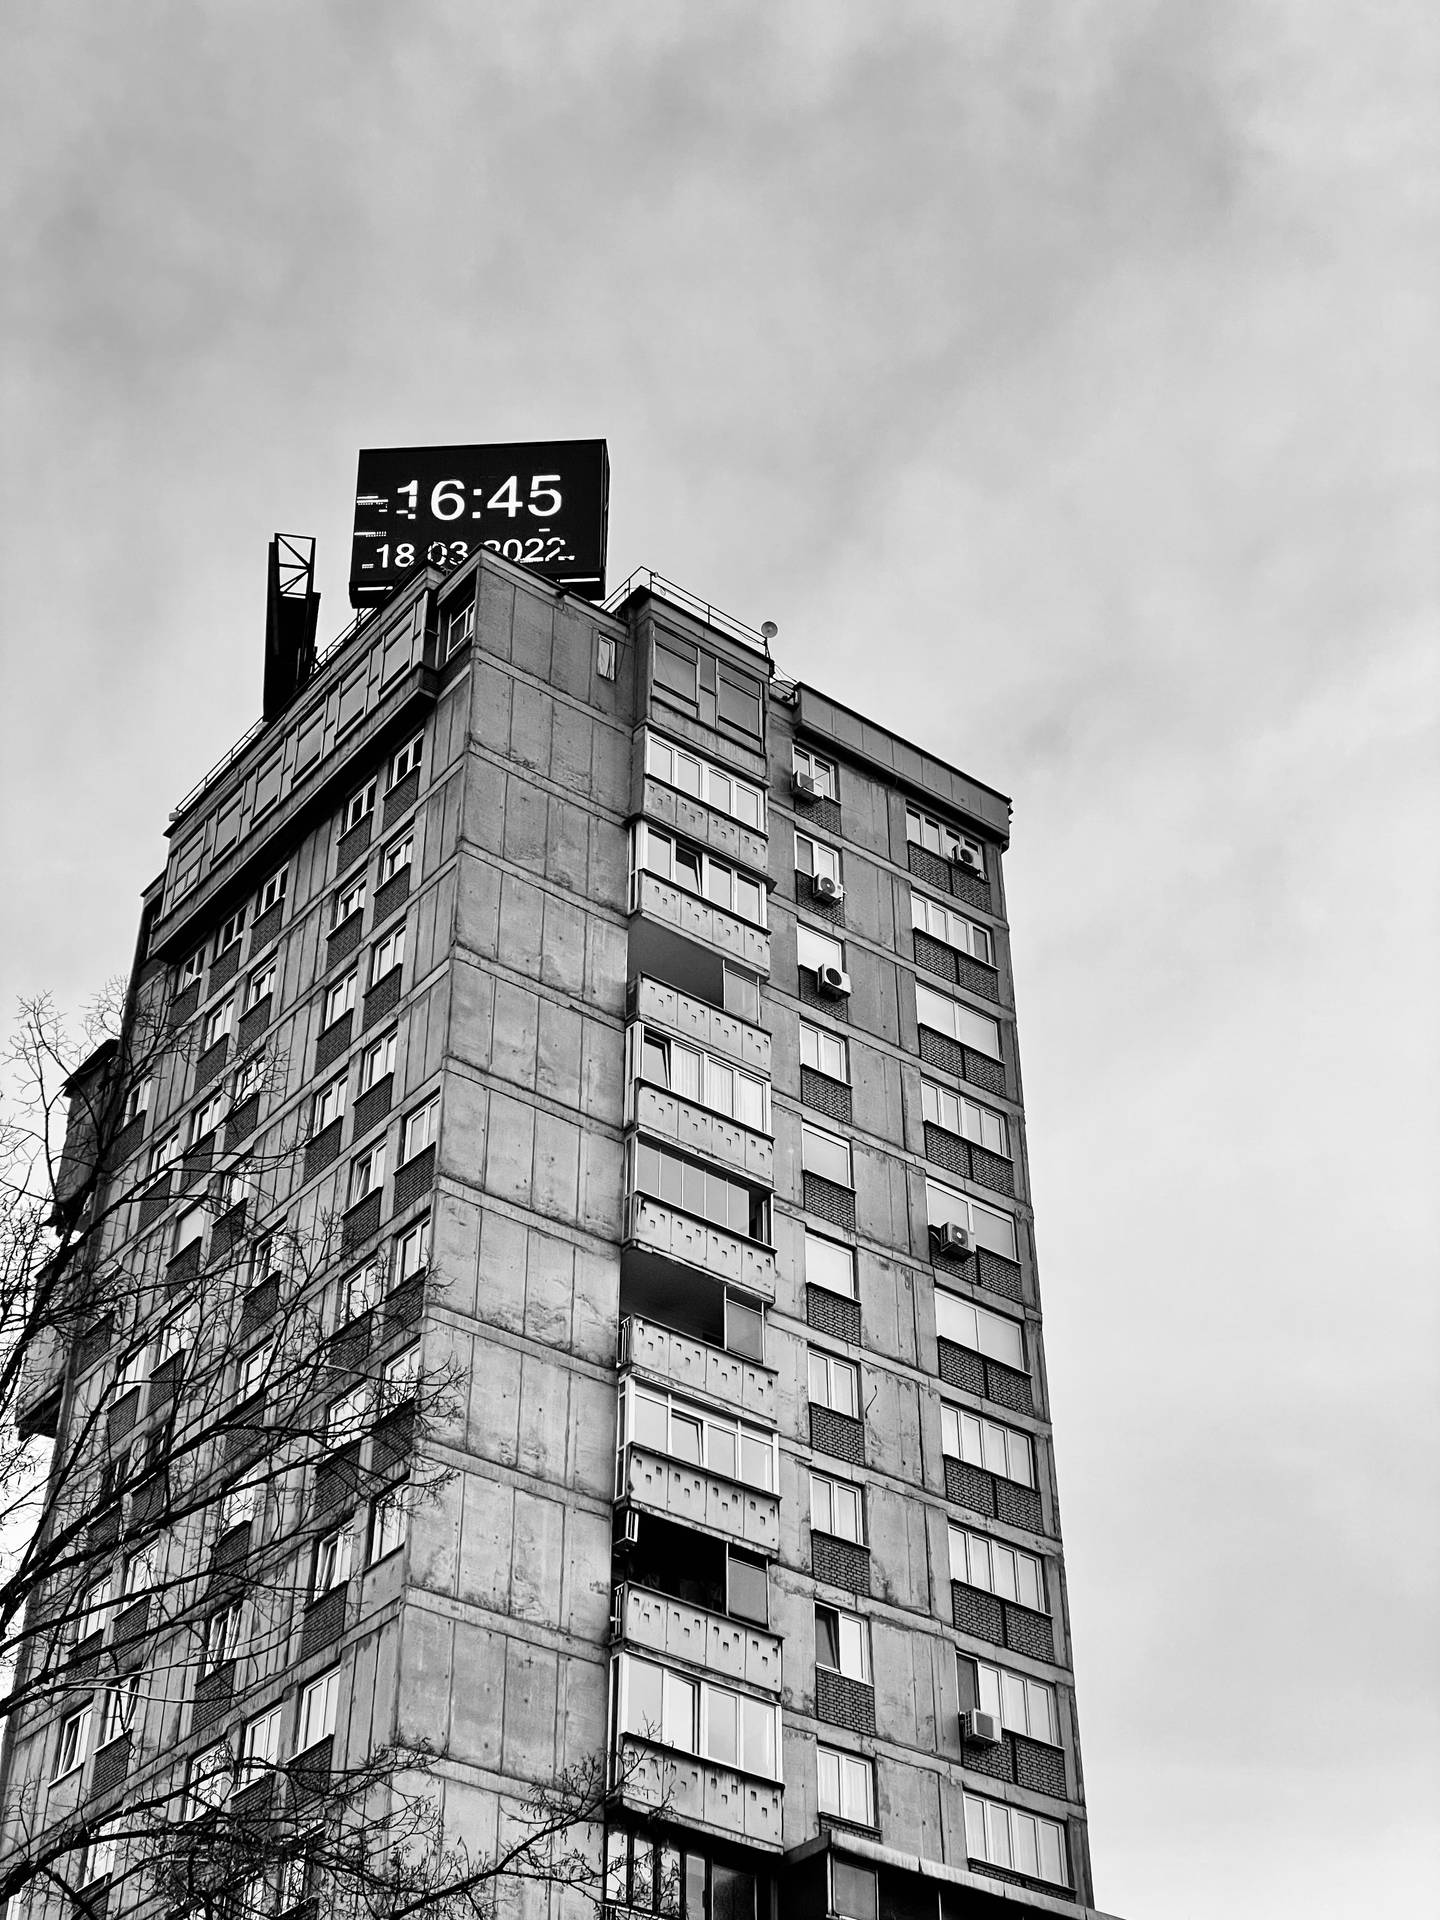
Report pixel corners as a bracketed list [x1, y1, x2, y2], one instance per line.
[2, 3, 1437, 1912]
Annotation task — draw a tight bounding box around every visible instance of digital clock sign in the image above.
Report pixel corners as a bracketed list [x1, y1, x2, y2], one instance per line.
[348, 439, 609, 607]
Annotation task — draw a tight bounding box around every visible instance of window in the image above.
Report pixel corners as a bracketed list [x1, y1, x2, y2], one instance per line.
[808, 1350, 860, 1419]
[915, 982, 1001, 1060]
[925, 1178, 1018, 1262]
[942, 1405, 1034, 1487]
[215, 907, 246, 957]
[121, 1542, 154, 1599]
[964, 1792, 1067, 1888]
[632, 1141, 768, 1243]
[172, 1202, 206, 1254]
[725, 1293, 764, 1362]
[633, 1027, 769, 1131]
[359, 1030, 396, 1093]
[371, 924, 405, 983]
[804, 1229, 856, 1300]
[335, 874, 367, 926]
[121, 1077, 151, 1127]
[815, 1604, 870, 1683]
[200, 1000, 234, 1051]
[312, 1076, 348, 1134]
[623, 1382, 777, 1492]
[150, 1129, 182, 1175]
[233, 1053, 266, 1104]
[400, 1098, 437, 1163]
[799, 1021, 848, 1083]
[371, 1482, 409, 1561]
[936, 1291, 1025, 1372]
[389, 733, 423, 788]
[78, 1835, 116, 1887]
[313, 1526, 353, 1600]
[238, 1344, 271, 1406]
[178, 949, 205, 991]
[907, 806, 985, 875]
[949, 1524, 1045, 1612]
[716, 666, 762, 740]
[215, 1165, 252, 1216]
[296, 1669, 340, 1751]
[722, 963, 761, 1024]
[921, 1080, 1009, 1157]
[188, 1740, 233, 1815]
[190, 1091, 226, 1144]
[244, 960, 276, 1012]
[394, 1217, 429, 1285]
[343, 779, 377, 833]
[912, 893, 993, 965]
[817, 1745, 874, 1825]
[155, 1305, 198, 1368]
[76, 1575, 114, 1642]
[240, 1706, 282, 1785]
[794, 832, 840, 886]
[338, 1262, 384, 1326]
[219, 1482, 259, 1535]
[256, 865, 288, 917]
[796, 924, 844, 976]
[633, 825, 766, 928]
[802, 1122, 852, 1189]
[327, 1384, 370, 1446]
[205, 1600, 245, 1671]
[323, 972, 357, 1029]
[961, 1655, 1058, 1745]
[727, 1550, 768, 1627]
[793, 745, 837, 800]
[644, 733, 765, 831]
[381, 833, 413, 884]
[810, 1470, 864, 1544]
[382, 1344, 420, 1413]
[616, 1654, 779, 1778]
[653, 638, 697, 703]
[444, 597, 475, 658]
[114, 1341, 147, 1396]
[832, 1861, 878, 1920]
[53, 1706, 91, 1779]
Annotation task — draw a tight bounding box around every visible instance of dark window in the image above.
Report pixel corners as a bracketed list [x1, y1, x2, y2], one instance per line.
[654, 640, 697, 702]
[716, 668, 762, 740]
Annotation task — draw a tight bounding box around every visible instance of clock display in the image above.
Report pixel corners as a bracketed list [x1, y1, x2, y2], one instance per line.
[349, 439, 609, 607]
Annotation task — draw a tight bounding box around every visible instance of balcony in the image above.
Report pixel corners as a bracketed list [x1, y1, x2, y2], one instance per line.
[626, 1196, 775, 1301]
[612, 1583, 782, 1694]
[613, 1734, 783, 1851]
[620, 1315, 776, 1426]
[630, 976, 771, 1075]
[617, 1444, 779, 1555]
[630, 873, 770, 975]
[640, 777, 768, 875]
[17, 1320, 66, 1439]
[630, 1084, 773, 1186]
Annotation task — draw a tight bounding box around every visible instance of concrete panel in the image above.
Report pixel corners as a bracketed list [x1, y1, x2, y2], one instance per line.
[532, 1110, 581, 1223]
[570, 1370, 619, 1500]
[451, 1619, 508, 1768]
[510, 1488, 566, 1626]
[464, 757, 507, 855]
[410, 1469, 462, 1596]
[550, 606, 593, 700]
[471, 658, 513, 752]
[572, 1245, 619, 1367]
[584, 914, 628, 1015]
[469, 1336, 521, 1466]
[477, 1208, 528, 1333]
[498, 872, 546, 975]
[539, 891, 587, 996]
[448, 957, 496, 1074]
[517, 1351, 569, 1482]
[511, 591, 554, 682]
[879, 1753, 945, 1867]
[549, 700, 593, 791]
[484, 1092, 537, 1206]
[566, 1504, 616, 1641]
[503, 771, 550, 872]
[579, 1129, 624, 1238]
[558, 1650, 609, 1768]
[523, 1227, 574, 1349]
[491, 978, 540, 1090]
[457, 852, 502, 958]
[510, 680, 554, 776]
[536, 996, 583, 1110]
[440, 1068, 489, 1192]
[547, 795, 590, 895]
[501, 1638, 560, 1776]
[459, 1469, 513, 1612]
[588, 813, 629, 911]
[396, 1605, 454, 1746]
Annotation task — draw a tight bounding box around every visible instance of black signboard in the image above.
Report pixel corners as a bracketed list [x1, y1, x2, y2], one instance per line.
[349, 439, 609, 606]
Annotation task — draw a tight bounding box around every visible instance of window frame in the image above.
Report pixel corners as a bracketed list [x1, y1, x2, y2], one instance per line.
[53, 1706, 92, 1781]
[443, 597, 475, 659]
[348, 1141, 386, 1207]
[935, 1289, 1025, 1372]
[921, 1078, 1010, 1157]
[313, 1526, 353, 1601]
[816, 1744, 874, 1825]
[963, 1653, 1059, 1746]
[906, 806, 986, 875]
[925, 1176, 1019, 1262]
[940, 1403, 1035, 1488]
[243, 959, 276, 1013]
[214, 906, 246, 958]
[796, 923, 844, 977]
[370, 923, 405, 985]
[644, 730, 766, 832]
[200, 999, 234, 1051]
[296, 1668, 340, 1752]
[807, 1348, 861, 1419]
[615, 1652, 779, 1779]
[358, 1030, 396, 1093]
[963, 1791, 1068, 1888]
[793, 745, 837, 800]
[178, 948, 205, 990]
[323, 971, 358, 1030]
[631, 1139, 770, 1244]
[911, 891, 994, 965]
[370, 1481, 409, 1562]
[189, 1090, 226, 1145]
[794, 830, 841, 887]
[343, 778, 377, 833]
[394, 1217, 429, 1285]
[335, 874, 367, 926]
[632, 822, 768, 930]
[803, 1228, 856, 1300]
[801, 1120, 853, 1190]
[239, 1705, 282, 1786]
[380, 832, 414, 884]
[256, 866, 289, 917]
[948, 1524, 1045, 1613]
[914, 981, 1002, 1060]
[809, 1469, 865, 1545]
[815, 1603, 871, 1684]
[312, 1075, 348, 1134]
[388, 733, 423, 790]
[400, 1097, 437, 1164]
[799, 1020, 849, 1084]
[631, 1025, 770, 1133]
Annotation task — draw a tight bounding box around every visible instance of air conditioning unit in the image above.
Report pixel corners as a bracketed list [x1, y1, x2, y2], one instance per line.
[932, 1221, 974, 1257]
[792, 771, 821, 803]
[816, 964, 851, 999]
[961, 1709, 1002, 1746]
[811, 872, 844, 904]
[953, 843, 985, 876]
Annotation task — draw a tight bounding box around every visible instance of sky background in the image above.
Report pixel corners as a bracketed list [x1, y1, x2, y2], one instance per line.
[2, 3, 1437, 1912]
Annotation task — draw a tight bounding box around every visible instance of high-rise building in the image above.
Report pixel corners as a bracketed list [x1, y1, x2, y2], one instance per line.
[5, 543, 1126, 1919]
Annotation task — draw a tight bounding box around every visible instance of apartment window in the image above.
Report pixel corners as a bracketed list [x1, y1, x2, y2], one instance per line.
[53, 1707, 91, 1779]
[121, 1540, 155, 1598]
[804, 1229, 856, 1300]
[912, 893, 993, 965]
[942, 1405, 1034, 1488]
[326, 1384, 369, 1449]
[313, 1526, 353, 1600]
[381, 833, 414, 884]
[623, 1382, 777, 1493]
[190, 1091, 226, 1144]
[204, 1599, 245, 1672]
[925, 1177, 1018, 1262]
[794, 831, 840, 887]
[907, 806, 985, 875]
[653, 638, 697, 703]
[796, 924, 844, 976]
[716, 666, 762, 740]
[114, 1341, 148, 1396]
[323, 972, 357, 1029]
[394, 1217, 429, 1284]
[173, 1202, 206, 1255]
[121, 1077, 151, 1127]
[233, 1053, 265, 1104]
[722, 963, 762, 1024]
[725, 1293, 764, 1362]
[239, 1706, 282, 1785]
[444, 597, 475, 658]
[214, 907, 246, 958]
[237, 1344, 271, 1406]
[949, 1524, 1045, 1612]
[400, 1097, 437, 1163]
[371, 924, 405, 984]
[78, 1836, 116, 1888]
[644, 732, 766, 830]
[936, 1291, 1025, 1372]
[155, 1304, 198, 1368]
[964, 1792, 1067, 1888]
[312, 1076, 348, 1134]
[633, 824, 767, 928]
[632, 1141, 768, 1242]
[200, 1000, 234, 1051]
[727, 1550, 769, 1627]
[381, 1345, 420, 1416]
[256, 865, 288, 917]
[359, 1030, 396, 1093]
[243, 960, 276, 1013]
[810, 1470, 864, 1544]
[97, 1676, 139, 1749]
[793, 745, 837, 800]
[817, 1745, 874, 1825]
[296, 1669, 340, 1751]
[802, 1122, 852, 1189]
[76, 1575, 114, 1643]
[808, 1350, 860, 1419]
[343, 779, 377, 833]
[338, 1262, 384, 1326]
[150, 1129, 182, 1176]
[617, 1654, 779, 1778]
[915, 982, 1001, 1060]
[219, 1482, 259, 1534]
[800, 1021, 848, 1082]
[832, 1862, 879, 1920]
[815, 1604, 870, 1683]
[389, 733, 423, 789]
[921, 1079, 1009, 1157]
[961, 1655, 1058, 1746]
[335, 875, 367, 926]
[178, 949, 205, 991]
[187, 1741, 233, 1816]
[370, 1482, 409, 1562]
[634, 1027, 769, 1131]
[216, 1165, 252, 1216]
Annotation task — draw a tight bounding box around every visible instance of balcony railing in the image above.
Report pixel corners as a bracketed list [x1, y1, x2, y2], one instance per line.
[619, 1315, 776, 1426]
[629, 873, 770, 975]
[612, 1583, 782, 1694]
[626, 1196, 776, 1300]
[613, 1734, 784, 1851]
[617, 1444, 779, 1555]
[630, 1085, 773, 1186]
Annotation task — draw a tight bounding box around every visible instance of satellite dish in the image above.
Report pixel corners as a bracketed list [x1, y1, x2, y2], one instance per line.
[761, 621, 778, 641]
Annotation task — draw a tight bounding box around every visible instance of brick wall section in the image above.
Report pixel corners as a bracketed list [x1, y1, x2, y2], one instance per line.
[983, 1360, 1032, 1416]
[166, 1241, 201, 1287]
[210, 943, 241, 991]
[137, 1177, 170, 1230]
[109, 1116, 144, 1167]
[315, 1013, 352, 1072]
[195, 1037, 229, 1089]
[90, 1734, 130, 1797]
[1002, 1600, 1055, 1663]
[803, 1171, 856, 1231]
[924, 1123, 969, 1181]
[239, 1278, 280, 1339]
[393, 1145, 436, 1214]
[249, 901, 283, 952]
[807, 1287, 860, 1344]
[313, 1443, 362, 1517]
[385, 1278, 424, 1335]
[795, 877, 845, 926]
[969, 1146, 1014, 1197]
[913, 931, 959, 988]
[180, 1137, 213, 1190]
[383, 767, 420, 824]
[917, 1027, 1007, 1100]
[994, 1480, 1044, 1533]
[811, 1533, 870, 1596]
[938, 1340, 1033, 1416]
[299, 1585, 348, 1660]
[76, 1318, 114, 1375]
[237, 997, 271, 1052]
[226, 1094, 261, 1150]
[978, 1249, 1024, 1303]
[800, 1068, 852, 1125]
[364, 968, 402, 1029]
[798, 971, 850, 1021]
[373, 867, 411, 925]
[945, 1456, 998, 1519]
[797, 793, 843, 835]
[341, 1192, 382, 1255]
[336, 817, 372, 871]
[938, 1341, 985, 1398]
[168, 982, 200, 1029]
[108, 1389, 140, 1447]
[210, 1201, 247, 1267]
[353, 1076, 393, 1137]
[1014, 1734, 1068, 1799]
[289, 1735, 334, 1810]
[816, 1669, 876, 1735]
[148, 1354, 182, 1411]
[954, 952, 1001, 1004]
[809, 1405, 865, 1466]
[907, 841, 991, 914]
[328, 914, 362, 963]
[112, 1599, 149, 1669]
[304, 1120, 344, 1183]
